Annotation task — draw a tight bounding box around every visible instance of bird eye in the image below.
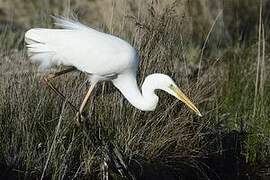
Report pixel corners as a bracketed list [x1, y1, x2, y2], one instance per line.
[169, 84, 176, 90]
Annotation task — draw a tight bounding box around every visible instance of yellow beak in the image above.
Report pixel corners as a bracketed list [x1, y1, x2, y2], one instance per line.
[170, 85, 202, 117]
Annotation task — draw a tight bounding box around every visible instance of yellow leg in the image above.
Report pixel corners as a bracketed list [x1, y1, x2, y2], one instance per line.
[75, 83, 96, 124]
[43, 67, 78, 112]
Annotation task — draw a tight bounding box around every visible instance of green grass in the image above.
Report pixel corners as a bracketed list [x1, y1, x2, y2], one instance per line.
[216, 47, 270, 162]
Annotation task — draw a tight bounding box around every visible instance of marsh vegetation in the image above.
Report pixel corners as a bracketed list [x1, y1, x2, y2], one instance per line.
[0, 0, 269, 179]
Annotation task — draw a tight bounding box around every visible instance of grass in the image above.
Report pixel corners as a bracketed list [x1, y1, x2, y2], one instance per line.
[0, 0, 270, 179]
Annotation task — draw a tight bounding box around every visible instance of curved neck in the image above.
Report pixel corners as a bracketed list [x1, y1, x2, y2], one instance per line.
[112, 73, 158, 111]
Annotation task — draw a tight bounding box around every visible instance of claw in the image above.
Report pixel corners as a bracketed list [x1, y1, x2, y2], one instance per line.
[47, 73, 56, 80]
[75, 112, 86, 126]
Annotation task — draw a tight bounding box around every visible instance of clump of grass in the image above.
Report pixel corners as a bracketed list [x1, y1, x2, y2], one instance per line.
[0, 0, 211, 179]
[212, 0, 270, 164]
[1, 0, 270, 179]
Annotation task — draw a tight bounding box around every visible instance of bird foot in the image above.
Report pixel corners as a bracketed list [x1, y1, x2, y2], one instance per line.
[43, 74, 55, 83]
[75, 112, 86, 126]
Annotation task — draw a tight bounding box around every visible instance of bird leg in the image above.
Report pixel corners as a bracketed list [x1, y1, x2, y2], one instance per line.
[75, 82, 96, 124]
[43, 66, 78, 112]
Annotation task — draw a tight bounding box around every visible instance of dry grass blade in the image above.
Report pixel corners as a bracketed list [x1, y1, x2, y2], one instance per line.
[197, 10, 222, 85]
[40, 102, 67, 180]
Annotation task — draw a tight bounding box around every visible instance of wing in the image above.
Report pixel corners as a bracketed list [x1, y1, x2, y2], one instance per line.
[25, 18, 139, 75]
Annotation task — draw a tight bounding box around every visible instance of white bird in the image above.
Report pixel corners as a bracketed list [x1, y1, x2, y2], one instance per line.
[25, 17, 202, 124]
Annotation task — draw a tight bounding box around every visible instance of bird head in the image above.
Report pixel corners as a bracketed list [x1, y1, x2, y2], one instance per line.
[146, 74, 202, 116]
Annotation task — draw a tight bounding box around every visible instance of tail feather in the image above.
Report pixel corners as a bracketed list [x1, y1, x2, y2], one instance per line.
[27, 43, 51, 53]
[25, 29, 59, 69]
[52, 16, 95, 32]
[25, 16, 95, 70]
[30, 53, 54, 69]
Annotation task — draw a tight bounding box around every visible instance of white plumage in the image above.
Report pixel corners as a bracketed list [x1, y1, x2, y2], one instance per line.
[25, 17, 202, 117]
[25, 18, 137, 75]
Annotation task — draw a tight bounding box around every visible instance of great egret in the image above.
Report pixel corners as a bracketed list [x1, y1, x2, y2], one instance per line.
[25, 17, 202, 124]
